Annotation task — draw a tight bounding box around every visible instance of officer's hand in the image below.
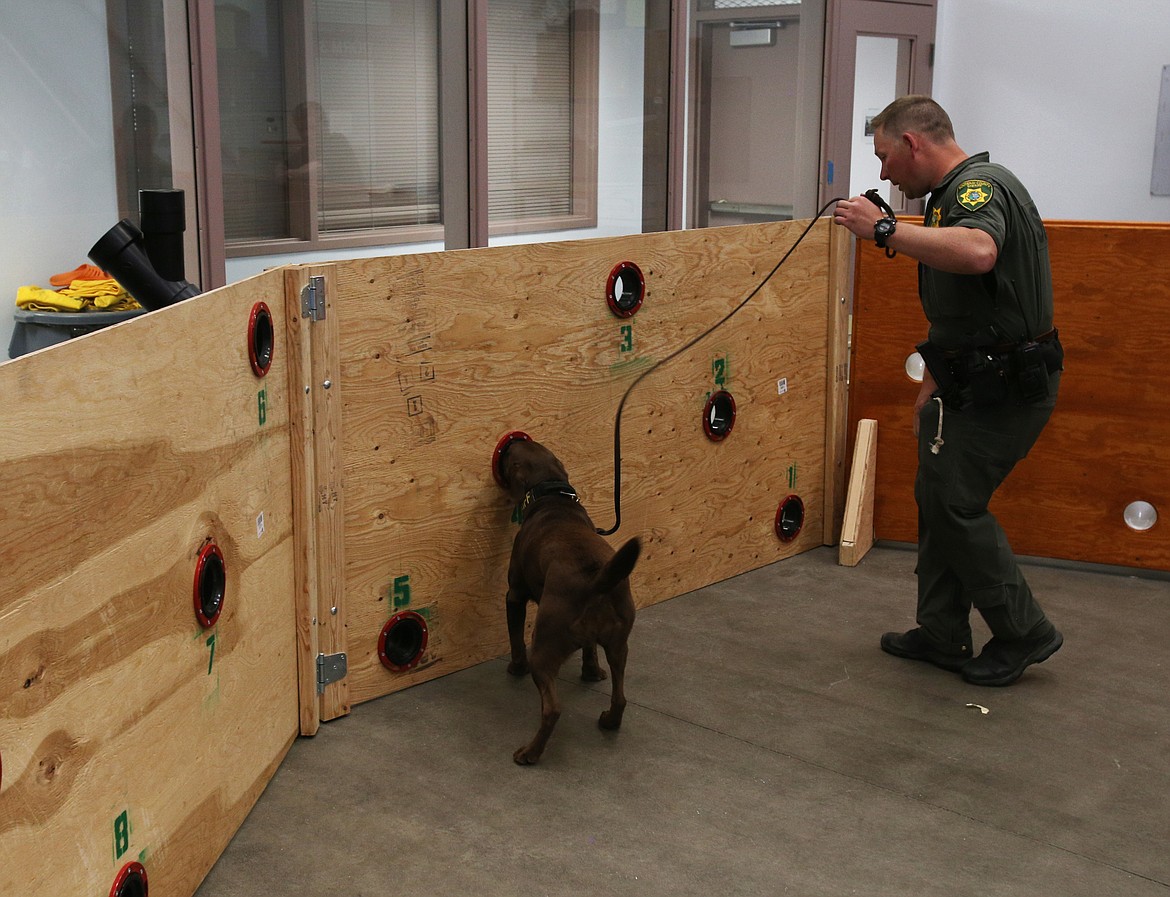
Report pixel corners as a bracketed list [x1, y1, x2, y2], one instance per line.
[832, 196, 882, 241]
[912, 371, 937, 437]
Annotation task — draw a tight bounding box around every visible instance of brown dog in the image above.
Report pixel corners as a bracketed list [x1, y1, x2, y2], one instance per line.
[499, 437, 640, 765]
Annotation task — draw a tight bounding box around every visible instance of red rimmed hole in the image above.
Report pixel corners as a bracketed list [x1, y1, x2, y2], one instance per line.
[774, 495, 805, 543]
[193, 542, 226, 628]
[110, 862, 148, 897]
[703, 390, 737, 441]
[492, 430, 531, 488]
[378, 611, 429, 672]
[606, 261, 644, 318]
[248, 301, 274, 377]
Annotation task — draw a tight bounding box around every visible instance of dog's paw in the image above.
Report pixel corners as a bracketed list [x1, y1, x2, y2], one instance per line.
[580, 667, 608, 682]
[506, 660, 529, 677]
[598, 709, 623, 731]
[513, 745, 541, 765]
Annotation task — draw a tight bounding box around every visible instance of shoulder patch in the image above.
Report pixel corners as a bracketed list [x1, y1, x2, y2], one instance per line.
[956, 179, 993, 211]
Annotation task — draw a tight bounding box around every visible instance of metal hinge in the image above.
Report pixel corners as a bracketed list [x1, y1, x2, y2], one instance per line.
[301, 275, 327, 322]
[316, 651, 347, 693]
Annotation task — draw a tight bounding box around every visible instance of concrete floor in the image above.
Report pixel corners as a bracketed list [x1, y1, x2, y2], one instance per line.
[196, 544, 1169, 897]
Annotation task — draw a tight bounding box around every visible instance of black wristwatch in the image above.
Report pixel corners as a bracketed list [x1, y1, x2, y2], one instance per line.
[874, 216, 896, 248]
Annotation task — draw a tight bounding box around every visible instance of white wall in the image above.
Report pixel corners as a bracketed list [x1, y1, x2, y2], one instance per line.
[849, 35, 901, 201]
[0, 0, 118, 359]
[934, 0, 1170, 221]
[2, 0, 1169, 360]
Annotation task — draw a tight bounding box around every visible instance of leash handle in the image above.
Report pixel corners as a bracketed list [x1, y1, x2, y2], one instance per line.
[863, 188, 896, 220]
[595, 198, 844, 536]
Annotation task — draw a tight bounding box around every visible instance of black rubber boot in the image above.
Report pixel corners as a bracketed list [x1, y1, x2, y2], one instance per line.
[880, 627, 973, 673]
[963, 606, 1063, 686]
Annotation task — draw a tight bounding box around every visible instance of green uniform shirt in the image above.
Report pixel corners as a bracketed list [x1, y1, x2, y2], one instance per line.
[919, 152, 1054, 350]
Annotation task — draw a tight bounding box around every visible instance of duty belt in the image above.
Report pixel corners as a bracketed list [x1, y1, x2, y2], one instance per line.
[918, 328, 1063, 411]
[941, 328, 1057, 359]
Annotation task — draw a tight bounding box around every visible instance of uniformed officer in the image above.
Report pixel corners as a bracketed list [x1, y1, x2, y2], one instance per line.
[833, 95, 1063, 687]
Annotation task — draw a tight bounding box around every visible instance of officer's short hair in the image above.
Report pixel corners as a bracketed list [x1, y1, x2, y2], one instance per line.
[871, 95, 955, 143]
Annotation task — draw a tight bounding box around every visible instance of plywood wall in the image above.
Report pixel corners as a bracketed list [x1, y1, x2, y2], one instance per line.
[848, 222, 1170, 571]
[0, 271, 301, 897]
[321, 220, 849, 711]
[0, 221, 849, 897]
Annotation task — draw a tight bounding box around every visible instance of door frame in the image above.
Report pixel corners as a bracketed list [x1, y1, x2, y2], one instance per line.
[820, 0, 937, 211]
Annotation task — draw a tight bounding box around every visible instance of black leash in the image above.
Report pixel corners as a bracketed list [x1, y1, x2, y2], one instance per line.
[596, 197, 849, 536]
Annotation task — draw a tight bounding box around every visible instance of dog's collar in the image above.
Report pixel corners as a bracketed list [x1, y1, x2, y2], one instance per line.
[518, 480, 578, 522]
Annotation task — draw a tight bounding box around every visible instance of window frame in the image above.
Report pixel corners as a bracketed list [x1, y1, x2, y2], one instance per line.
[110, 0, 601, 262]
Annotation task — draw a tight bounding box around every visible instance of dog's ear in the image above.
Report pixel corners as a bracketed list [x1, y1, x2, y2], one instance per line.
[501, 446, 528, 491]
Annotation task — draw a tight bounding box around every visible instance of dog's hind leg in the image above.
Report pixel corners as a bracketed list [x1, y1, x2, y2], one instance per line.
[580, 642, 608, 681]
[513, 661, 562, 765]
[505, 588, 529, 676]
[598, 640, 628, 731]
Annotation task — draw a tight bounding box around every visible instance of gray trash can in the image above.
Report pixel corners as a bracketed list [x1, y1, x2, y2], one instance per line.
[9, 307, 147, 359]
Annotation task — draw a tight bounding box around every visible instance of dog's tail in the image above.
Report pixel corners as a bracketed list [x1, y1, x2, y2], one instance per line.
[590, 537, 641, 594]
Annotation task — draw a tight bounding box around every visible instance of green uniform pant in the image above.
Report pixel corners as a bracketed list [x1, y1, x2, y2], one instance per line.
[913, 371, 1060, 651]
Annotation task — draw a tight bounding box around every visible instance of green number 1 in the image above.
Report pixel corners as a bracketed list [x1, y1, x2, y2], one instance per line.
[619, 324, 633, 353]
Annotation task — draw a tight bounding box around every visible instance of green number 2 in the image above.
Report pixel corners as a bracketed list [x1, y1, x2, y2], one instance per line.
[619, 324, 633, 353]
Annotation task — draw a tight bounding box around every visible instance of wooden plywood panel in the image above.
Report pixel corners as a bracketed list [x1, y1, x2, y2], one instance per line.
[848, 222, 1170, 571]
[326, 220, 840, 707]
[839, 418, 877, 567]
[0, 271, 300, 897]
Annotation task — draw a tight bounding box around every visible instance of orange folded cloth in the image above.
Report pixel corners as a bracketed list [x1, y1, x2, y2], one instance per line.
[49, 263, 109, 287]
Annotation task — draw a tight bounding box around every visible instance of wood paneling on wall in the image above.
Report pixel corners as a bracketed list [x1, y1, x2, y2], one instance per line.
[848, 222, 1170, 571]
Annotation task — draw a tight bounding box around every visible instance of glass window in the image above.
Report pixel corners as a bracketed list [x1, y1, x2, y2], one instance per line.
[102, 0, 670, 275]
[107, 0, 175, 220]
[487, 0, 598, 236]
[314, 0, 440, 233]
[216, 0, 442, 253]
[690, 0, 825, 226]
[216, 0, 291, 243]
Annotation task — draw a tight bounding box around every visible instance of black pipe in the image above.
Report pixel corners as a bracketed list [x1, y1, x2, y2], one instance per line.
[138, 188, 188, 282]
[88, 189, 200, 311]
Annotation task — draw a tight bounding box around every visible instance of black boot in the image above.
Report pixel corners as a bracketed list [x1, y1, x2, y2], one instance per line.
[963, 605, 1062, 687]
[881, 628, 972, 672]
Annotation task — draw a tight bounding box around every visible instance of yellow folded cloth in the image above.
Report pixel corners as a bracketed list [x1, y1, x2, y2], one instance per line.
[58, 278, 127, 299]
[16, 284, 85, 312]
[93, 293, 142, 310]
[16, 280, 141, 313]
